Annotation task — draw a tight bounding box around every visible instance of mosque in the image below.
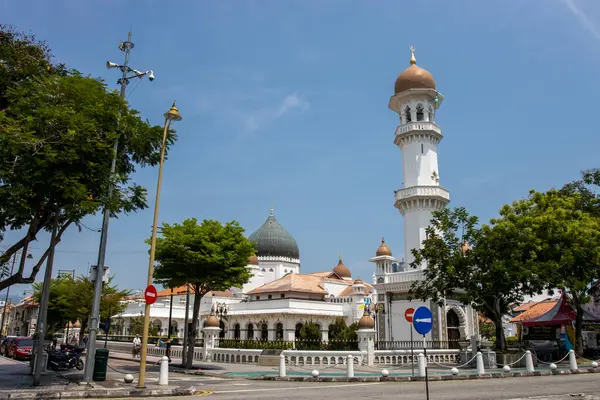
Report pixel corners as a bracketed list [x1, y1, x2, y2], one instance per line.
[116, 48, 478, 346]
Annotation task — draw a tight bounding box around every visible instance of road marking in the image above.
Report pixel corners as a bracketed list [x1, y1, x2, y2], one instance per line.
[215, 382, 383, 394]
[233, 383, 250, 386]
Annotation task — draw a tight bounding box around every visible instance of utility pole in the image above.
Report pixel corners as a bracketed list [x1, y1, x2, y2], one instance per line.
[83, 31, 154, 383]
[182, 283, 190, 366]
[33, 215, 58, 386]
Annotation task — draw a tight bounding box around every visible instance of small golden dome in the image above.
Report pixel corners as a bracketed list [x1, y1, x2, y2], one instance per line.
[333, 256, 352, 279]
[74, 320, 81, 328]
[205, 310, 220, 328]
[248, 255, 259, 265]
[358, 309, 375, 330]
[394, 46, 436, 94]
[353, 278, 364, 285]
[376, 237, 392, 257]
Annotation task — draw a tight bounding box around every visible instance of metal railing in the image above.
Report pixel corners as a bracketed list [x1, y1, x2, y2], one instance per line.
[97, 334, 203, 347]
[376, 340, 461, 350]
[219, 339, 359, 351]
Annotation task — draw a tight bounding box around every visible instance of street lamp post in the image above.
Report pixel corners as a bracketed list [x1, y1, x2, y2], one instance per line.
[83, 31, 154, 383]
[137, 102, 182, 388]
[166, 287, 173, 362]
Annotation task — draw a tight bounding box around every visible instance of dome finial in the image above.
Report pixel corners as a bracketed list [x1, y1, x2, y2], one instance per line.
[269, 206, 274, 217]
[409, 45, 416, 65]
[381, 236, 385, 244]
[339, 252, 343, 262]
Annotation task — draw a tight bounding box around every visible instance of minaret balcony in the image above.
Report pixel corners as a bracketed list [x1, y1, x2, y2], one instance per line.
[394, 186, 450, 214]
[394, 122, 442, 146]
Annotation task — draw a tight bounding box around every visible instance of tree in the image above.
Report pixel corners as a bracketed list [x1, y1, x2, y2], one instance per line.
[478, 318, 496, 341]
[410, 207, 546, 351]
[496, 189, 600, 354]
[0, 26, 175, 290]
[129, 315, 159, 337]
[33, 275, 130, 343]
[152, 218, 254, 368]
[327, 318, 359, 350]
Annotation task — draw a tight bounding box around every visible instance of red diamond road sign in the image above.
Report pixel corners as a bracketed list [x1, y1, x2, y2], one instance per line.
[144, 285, 158, 305]
[405, 307, 415, 323]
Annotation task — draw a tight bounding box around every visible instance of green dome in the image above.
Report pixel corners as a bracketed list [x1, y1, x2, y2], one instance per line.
[248, 210, 300, 260]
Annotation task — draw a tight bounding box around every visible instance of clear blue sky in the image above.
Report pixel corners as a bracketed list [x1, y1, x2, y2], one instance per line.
[3, 0, 600, 295]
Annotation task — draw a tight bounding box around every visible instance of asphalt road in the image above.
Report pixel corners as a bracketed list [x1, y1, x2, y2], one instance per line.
[92, 373, 600, 400]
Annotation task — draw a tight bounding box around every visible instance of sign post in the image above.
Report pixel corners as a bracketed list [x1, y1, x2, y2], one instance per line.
[405, 308, 415, 376]
[413, 306, 433, 400]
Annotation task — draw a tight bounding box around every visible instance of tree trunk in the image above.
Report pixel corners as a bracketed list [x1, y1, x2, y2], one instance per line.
[493, 314, 506, 352]
[575, 304, 584, 355]
[185, 289, 201, 369]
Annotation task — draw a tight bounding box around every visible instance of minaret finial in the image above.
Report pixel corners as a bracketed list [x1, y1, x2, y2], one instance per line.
[339, 252, 343, 262]
[269, 207, 274, 216]
[381, 236, 385, 244]
[409, 45, 416, 65]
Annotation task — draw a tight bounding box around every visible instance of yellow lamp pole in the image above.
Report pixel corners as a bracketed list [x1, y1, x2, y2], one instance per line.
[137, 101, 182, 388]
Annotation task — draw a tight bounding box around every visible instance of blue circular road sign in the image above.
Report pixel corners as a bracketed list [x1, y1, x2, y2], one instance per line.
[413, 306, 433, 335]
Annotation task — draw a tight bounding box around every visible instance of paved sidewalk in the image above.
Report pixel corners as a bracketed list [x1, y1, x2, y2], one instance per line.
[0, 355, 209, 399]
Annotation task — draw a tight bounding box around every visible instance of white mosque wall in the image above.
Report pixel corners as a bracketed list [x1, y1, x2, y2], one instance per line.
[400, 137, 440, 188]
[256, 260, 299, 284]
[323, 280, 351, 297]
[242, 266, 264, 293]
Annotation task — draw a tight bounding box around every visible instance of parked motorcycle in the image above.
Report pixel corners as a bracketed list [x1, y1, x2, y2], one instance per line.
[47, 345, 84, 371]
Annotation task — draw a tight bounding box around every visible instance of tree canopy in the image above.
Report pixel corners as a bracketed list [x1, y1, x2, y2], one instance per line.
[0, 26, 176, 290]
[495, 188, 600, 353]
[152, 218, 254, 368]
[33, 275, 129, 341]
[409, 207, 546, 351]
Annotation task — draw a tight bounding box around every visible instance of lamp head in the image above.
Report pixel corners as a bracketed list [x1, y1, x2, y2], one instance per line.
[106, 61, 119, 69]
[146, 70, 155, 81]
[164, 101, 182, 121]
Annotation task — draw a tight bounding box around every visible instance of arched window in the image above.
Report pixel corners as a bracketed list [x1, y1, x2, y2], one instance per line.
[261, 323, 268, 340]
[234, 323, 241, 339]
[404, 106, 412, 123]
[219, 320, 225, 339]
[447, 309, 461, 345]
[247, 323, 254, 339]
[416, 103, 424, 121]
[428, 105, 433, 122]
[295, 323, 303, 339]
[275, 323, 284, 340]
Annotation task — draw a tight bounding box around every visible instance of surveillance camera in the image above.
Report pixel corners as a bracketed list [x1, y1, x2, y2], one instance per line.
[146, 70, 155, 81]
[106, 61, 119, 69]
[132, 69, 144, 76]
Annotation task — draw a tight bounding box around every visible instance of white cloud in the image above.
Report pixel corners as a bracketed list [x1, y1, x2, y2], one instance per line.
[561, 0, 600, 42]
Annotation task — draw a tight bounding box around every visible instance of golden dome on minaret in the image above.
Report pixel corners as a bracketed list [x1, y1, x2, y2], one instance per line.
[376, 237, 392, 257]
[394, 46, 436, 94]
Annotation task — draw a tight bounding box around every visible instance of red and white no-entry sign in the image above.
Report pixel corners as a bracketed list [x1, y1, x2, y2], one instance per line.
[144, 284, 158, 305]
[404, 307, 415, 323]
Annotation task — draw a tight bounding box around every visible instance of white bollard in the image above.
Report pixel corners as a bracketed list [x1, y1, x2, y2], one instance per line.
[525, 351, 535, 373]
[381, 369, 389, 377]
[568, 349, 578, 371]
[312, 370, 319, 378]
[279, 354, 286, 377]
[451, 367, 459, 375]
[476, 352, 485, 375]
[159, 356, 169, 385]
[592, 361, 599, 368]
[124, 374, 134, 384]
[347, 355, 354, 378]
[418, 353, 426, 377]
[503, 365, 511, 373]
[549, 363, 557, 371]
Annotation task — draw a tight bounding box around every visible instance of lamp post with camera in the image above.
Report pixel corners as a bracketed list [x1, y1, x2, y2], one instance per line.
[83, 31, 155, 383]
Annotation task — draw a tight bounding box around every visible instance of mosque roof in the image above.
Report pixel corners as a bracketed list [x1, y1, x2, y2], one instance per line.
[248, 209, 300, 260]
[394, 47, 436, 94]
[247, 273, 326, 295]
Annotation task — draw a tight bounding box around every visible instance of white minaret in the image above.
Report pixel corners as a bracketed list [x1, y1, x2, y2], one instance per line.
[389, 47, 450, 268]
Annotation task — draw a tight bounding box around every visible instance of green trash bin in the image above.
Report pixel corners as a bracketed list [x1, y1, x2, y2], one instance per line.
[93, 348, 109, 381]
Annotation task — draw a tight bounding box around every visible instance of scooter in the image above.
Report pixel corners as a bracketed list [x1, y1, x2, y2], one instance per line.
[47, 346, 84, 370]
